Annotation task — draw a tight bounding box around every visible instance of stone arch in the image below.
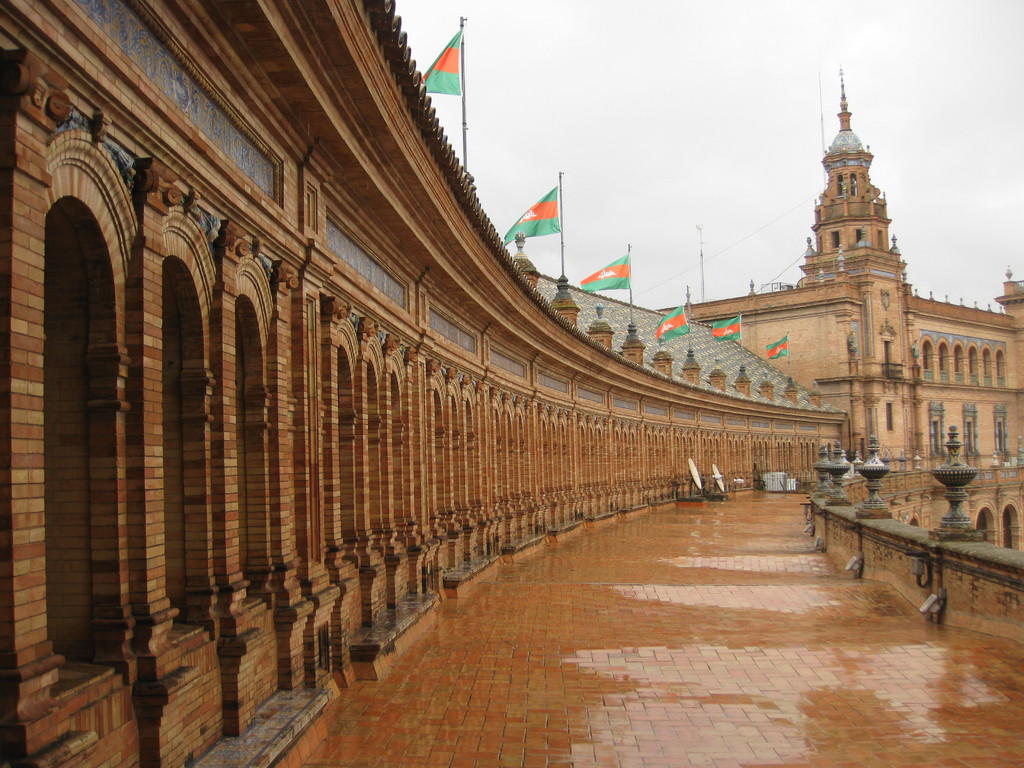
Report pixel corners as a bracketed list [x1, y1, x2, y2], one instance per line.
[976, 506, 996, 544]
[43, 195, 122, 663]
[161, 254, 212, 624]
[234, 294, 270, 592]
[162, 210, 217, 321]
[921, 338, 934, 373]
[981, 346, 993, 383]
[234, 258, 274, 342]
[1002, 504, 1019, 549]
[47, 130, 135, 289]
[937, 340, 949, 377]
[995, 348, 1007, 384]
[967, 344, 979, 382]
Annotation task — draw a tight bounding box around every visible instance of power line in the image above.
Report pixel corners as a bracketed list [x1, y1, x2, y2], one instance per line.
[634, 194, 818, 300]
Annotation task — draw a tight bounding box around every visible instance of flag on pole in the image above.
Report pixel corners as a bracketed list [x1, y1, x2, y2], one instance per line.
[766, 335, 789, 359]
[423, 30, 463, 95]
[581, 255, 631, 293]
[503, 187, 560, 244]
[712, 314, 742, 341]
[655, 305, 689, 341]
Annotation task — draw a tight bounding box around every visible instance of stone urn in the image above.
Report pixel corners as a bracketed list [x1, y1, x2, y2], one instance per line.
[929, 426, 983, 541]
[825, 442, 851, 505]
[812, 443, 834, 495]
[855, 435, 891, 518]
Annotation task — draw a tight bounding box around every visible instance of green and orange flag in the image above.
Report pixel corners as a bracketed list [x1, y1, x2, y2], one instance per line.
[712, 314, 741, 341]
[655, 305, 689, 341]
[503, 187, 560, 244]
[423, 30, 462, 95]
[580, 255, 631, 292]
[766, 335, 789, 359]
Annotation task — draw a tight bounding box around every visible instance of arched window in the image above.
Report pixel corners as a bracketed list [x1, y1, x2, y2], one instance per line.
[977, 508, 996, 544]
[850, 175, 859, 196]
[968, 347, 979, 383]
[953, 345, 964, 382]
[937, 342, 949, 381]
[1002, 505, 1018, 549]
[922, 340, 934, 376]
[996, 349, 1007, 385]
[836, 174, 845, 196]
[982, 348, 993, 385]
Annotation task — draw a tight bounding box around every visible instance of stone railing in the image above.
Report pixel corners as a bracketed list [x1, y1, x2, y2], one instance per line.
[809, 497, 1024, 643]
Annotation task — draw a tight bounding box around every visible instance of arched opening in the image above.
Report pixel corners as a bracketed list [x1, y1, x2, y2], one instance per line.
[968, 346, 979, 383]
[836, 173, 845, 197]
[850, 175, 859, 196]
[921, 339, 934, 377]
[161, 256, 207, 623]
[952, 345, 964, 382]
[937, 342, 949, 382]
[337, 347, 356, 542]
[996, 350, 1006, 385]
[235, 297, 268, 593]
[976, 507, 996, 544]
[982, 347, 993, 385]
[1002, 505, 1018, 549]
[43, 198, 117, 662]
[908, 517, 920, 527]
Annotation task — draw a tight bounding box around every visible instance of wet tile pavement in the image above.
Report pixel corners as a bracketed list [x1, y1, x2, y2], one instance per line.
[305, 495, 1024, 767]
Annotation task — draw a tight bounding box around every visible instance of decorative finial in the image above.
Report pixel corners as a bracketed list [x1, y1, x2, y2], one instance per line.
[1007, 266, 1014, 281]
[817, 267, 824, 281]
[595, 303, 604, 319]
[514, 231, 526, 254]
[890, 234, 900, 255]
[749, 279, 755, 295]
[805, 236, 815, 256]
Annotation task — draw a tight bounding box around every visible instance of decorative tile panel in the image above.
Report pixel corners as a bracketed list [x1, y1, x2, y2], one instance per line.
[613, 397, 638, 411]
[429, 309, 475, 353]
[490, 349, 525, 378]
[76, 0, 277, 196]
[327, 222, 406, 307]
[577, 387, 604, 404]
[644, 403, 667, 416]
[538, 372, 568, 393]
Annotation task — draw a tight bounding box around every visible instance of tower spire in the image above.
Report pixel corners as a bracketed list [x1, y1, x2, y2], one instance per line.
[837, 68, 852, 132]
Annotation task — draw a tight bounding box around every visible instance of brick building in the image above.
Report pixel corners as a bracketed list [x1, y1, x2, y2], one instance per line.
[0, 1, 843, 766]
[693, 79, 1023, 464]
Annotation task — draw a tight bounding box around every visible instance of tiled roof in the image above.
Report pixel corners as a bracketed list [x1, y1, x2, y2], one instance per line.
[536, 276, 838, 412]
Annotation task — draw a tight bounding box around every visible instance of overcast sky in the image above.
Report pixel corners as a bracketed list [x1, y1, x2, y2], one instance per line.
[396, 1, 1024, 313]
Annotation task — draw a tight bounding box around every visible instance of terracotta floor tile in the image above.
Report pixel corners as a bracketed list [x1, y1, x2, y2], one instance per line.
[303, 496, 1024, 767]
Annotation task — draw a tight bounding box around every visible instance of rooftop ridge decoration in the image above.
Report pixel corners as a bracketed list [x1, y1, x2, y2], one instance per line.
[361, 1, 836, 418]
[76, 0, 279, 197]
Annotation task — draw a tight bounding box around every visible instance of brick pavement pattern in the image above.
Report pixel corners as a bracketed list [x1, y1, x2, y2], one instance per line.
[304, 496, 1024, 768]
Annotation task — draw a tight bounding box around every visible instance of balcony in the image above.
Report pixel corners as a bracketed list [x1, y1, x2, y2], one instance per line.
[882, 363, 903, 379]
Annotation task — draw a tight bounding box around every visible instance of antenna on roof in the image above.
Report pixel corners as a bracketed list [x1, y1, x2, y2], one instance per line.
[696, 225, 705, 303]
[818, 70, 826, 185]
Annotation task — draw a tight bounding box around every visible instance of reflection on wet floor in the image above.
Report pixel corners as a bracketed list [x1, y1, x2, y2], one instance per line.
[305, 496, 1024, 768]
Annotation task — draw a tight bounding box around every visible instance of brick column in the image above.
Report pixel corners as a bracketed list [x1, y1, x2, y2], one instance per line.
[0, 49, 72, 759]
[266, 262, 311, 690]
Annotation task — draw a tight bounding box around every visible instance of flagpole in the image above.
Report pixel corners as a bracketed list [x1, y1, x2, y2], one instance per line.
[558, 171, 566, 279]
[627, 243, 634, 326]
[459, 16, 468, 172]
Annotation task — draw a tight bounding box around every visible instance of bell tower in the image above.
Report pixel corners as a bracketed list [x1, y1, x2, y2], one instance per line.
[802, 74, 902, 279]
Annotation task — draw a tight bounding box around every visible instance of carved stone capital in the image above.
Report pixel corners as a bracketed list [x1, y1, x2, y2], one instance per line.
[213, 220, 251, 263]
[426, 358, 442, 378]
[403, 345, 420, 366]
[0, 50, 70, 129]
[358, 317, 378, 343]
[133, 157, 181, 213]
[319, 293, 348, 322]
[271, 260, 299, 292]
